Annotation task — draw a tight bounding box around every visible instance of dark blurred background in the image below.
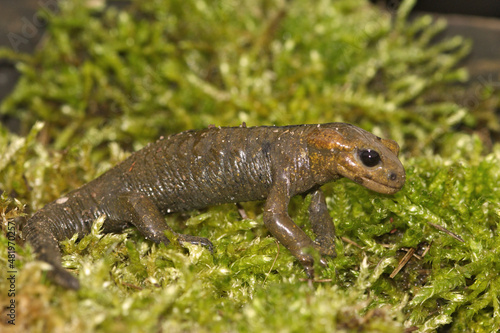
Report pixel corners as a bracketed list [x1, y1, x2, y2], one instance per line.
[413, 0, 500, 17]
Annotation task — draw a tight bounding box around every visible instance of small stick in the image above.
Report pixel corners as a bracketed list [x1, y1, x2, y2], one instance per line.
[390, 247, 416, 279]
[428, 222, 464, 243]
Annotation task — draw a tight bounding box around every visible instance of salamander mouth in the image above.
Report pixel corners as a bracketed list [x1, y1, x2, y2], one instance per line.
[357, 176, 402, 194]
[337, 163, 405, 195]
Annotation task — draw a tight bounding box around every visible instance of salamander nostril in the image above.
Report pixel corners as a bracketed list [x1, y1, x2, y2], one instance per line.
[389, 172, 397, 181]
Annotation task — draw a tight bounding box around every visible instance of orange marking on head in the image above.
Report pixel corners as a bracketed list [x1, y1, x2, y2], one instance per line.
[381, 138, 400, 156]
[307, 128, 350, 151]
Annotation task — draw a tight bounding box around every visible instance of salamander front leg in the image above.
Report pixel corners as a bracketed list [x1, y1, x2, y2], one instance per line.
[263, 186, 327, 278]
[308, 188, 336, 258]
[113, 193, 213, 252]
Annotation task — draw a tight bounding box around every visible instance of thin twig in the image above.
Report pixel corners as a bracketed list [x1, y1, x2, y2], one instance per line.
[263, 239, 280, 284]
[341, 236, 363, 249]
[236, 203, 248, 220]
[390, 247, 415, 279]
[428, 222, 464, 242]
[421, 240, 433, 257]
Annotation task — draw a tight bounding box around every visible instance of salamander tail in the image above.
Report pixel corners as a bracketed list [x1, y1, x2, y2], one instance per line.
[23, 217, 80, 290]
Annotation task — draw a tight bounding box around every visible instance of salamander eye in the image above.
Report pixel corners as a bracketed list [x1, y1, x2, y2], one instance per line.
[359, 149, 381, 167]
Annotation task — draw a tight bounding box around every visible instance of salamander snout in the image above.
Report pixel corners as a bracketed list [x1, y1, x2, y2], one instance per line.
[383, 168, 405, 194]
[336, 144, 405, 195]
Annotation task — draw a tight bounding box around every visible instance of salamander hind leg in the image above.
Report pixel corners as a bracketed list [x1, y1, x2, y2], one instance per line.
[112, 192, 213, 252]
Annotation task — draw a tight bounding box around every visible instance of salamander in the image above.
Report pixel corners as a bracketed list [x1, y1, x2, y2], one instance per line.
[22, 123, 405, 290]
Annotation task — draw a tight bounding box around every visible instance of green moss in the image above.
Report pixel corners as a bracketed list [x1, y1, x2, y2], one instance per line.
[1, 0, 499, 332]
[1, 0, 474, 154]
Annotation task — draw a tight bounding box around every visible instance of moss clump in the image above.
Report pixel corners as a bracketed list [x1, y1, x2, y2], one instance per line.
[1, 0, 499, 332]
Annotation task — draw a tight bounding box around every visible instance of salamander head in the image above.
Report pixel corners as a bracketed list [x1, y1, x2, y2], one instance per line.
[307, 123, 405, 194]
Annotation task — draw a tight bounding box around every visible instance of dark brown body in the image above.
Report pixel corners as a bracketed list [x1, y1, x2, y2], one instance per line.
[23, 123, 405, 289]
